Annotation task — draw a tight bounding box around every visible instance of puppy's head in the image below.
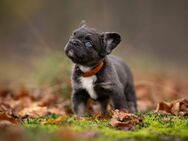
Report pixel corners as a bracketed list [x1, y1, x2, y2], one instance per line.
[64, 21, 121, 66]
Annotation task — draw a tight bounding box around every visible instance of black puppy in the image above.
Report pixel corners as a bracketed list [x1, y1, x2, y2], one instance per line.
[64, 22, 137, 116]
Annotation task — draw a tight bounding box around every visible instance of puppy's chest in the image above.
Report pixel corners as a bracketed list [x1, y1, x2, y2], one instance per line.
[79, 75, 97, 99]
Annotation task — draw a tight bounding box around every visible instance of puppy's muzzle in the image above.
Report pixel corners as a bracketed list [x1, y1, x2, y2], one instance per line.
[67, 49, 74, 58]
[65, 39, 82, 59]
[69, 39, 81, 47]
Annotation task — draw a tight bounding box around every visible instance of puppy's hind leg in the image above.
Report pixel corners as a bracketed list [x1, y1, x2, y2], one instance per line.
[72, 89, 89, 116]
[110, 86, 128, 110]
[125, 83, 137, 113]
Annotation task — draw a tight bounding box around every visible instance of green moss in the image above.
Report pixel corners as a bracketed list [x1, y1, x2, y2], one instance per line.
[22, 112, 188, 141]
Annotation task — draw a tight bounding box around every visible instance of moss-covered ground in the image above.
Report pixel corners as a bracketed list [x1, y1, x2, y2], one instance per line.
[20, 112, 188, 141]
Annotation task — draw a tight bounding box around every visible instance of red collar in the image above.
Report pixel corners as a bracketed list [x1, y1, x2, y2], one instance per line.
[82, 62, 104, 77]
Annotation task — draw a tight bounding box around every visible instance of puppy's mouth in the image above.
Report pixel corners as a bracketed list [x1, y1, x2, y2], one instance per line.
[67, 49, 74, 58]
[66, 48, 81, 63]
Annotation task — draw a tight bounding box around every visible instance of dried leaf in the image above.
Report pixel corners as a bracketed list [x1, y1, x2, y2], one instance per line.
[48, 107, 65, 115]
[110, 109, 143, 130]
[155, 98, 188, 116]
[155, 102, 172, 114]
[112, 110, 136, 121]
[18, 106, 48, 118]
[0, 103, 21, 125]
[0, 112, 20, 125]
[42, 114, 67, 125]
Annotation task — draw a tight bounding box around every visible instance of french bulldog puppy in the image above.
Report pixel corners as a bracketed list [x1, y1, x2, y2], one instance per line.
[64, 22, 137, 116]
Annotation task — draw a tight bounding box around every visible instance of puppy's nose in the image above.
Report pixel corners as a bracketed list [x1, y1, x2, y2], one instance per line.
[70, 39, 80, 46]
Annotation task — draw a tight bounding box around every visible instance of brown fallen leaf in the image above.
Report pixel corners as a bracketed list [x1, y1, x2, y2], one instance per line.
[19, 105, 66, 119]
[0, 103, 21, 125]
[110, 109, 143, 130]
[155, 98, 188, 116]
[0, 113, 20, 126]
[48, 107, 65, 115]
[42, 114, 67, 125]
[155, 101, 172, 114]
[18, 105, 48, 118]
[112, 109, 136, 121]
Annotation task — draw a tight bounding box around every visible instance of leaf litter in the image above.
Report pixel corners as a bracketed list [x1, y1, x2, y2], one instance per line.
[0, 73, 188, 141]
[0, 86, 69, 125]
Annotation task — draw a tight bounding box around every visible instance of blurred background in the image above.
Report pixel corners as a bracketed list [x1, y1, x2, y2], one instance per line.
[0, 0, 188, 86]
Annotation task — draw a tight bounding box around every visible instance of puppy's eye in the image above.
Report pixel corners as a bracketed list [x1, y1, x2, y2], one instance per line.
[85, 41, 93, 48]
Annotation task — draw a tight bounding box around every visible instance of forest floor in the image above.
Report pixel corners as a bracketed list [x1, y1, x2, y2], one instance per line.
[1, 111, 188, 141]
[0, 53, 188, 141]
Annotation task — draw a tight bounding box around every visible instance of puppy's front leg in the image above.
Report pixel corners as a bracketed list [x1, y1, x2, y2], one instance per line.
[72, 89, 89, 116]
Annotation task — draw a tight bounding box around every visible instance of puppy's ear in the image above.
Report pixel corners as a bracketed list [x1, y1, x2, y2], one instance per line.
[101, 32, 121, 56]
[79, 20, 87, 28]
